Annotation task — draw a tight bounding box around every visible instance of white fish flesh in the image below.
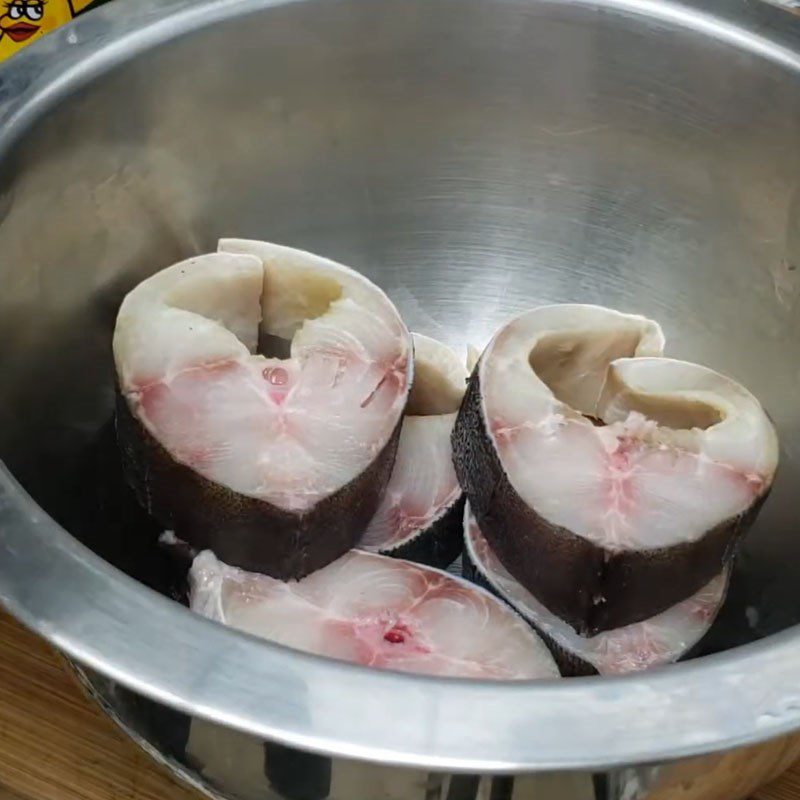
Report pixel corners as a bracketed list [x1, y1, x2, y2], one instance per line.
[452, 304, 777, 633]
[360, 333, 467, 567]
[463, 503, 728, 676]
[189, 549, 561, 680]
[113, 241, 412, 578]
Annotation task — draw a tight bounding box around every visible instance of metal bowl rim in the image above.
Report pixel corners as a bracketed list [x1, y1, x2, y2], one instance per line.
[2, 0, 800, 771]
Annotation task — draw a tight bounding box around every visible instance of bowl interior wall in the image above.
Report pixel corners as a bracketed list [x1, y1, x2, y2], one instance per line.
[2, 0, 800, 650]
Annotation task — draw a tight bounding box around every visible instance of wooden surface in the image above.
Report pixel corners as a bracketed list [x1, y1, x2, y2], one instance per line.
[0, 611, 198, 800]
[0, 609, 799, 800]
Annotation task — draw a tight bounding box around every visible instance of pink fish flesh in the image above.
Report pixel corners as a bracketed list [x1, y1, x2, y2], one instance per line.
[360, 415, 461, 552]
[113, 242, 412, 512]
[463, 504, 728, 675]
[360, 334, 466, 559]
[479, 305, 778, 551]
[189, 549, 560, 680]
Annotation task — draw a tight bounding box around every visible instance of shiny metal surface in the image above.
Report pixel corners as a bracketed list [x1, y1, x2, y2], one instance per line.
[71, 663, 800, 800]
[76, 664, 601, 800]
[1, 0, 800, 787]
[765, 1, 800, 12]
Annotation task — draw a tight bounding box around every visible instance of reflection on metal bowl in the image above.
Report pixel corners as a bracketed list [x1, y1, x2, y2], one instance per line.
[2, 0, 800, 797]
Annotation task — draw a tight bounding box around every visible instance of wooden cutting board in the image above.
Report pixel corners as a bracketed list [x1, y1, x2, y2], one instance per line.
[0, 609, 798, 800]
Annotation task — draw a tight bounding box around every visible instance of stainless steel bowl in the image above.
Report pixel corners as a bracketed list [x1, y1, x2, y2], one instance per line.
[2, 0, 800, 797]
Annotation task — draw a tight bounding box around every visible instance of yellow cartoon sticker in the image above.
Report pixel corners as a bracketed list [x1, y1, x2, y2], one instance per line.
[0, 0, 94, 63]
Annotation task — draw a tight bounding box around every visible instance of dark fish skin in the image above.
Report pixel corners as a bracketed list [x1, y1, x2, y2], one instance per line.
[377, 495, 465, 569]
[452, 368, 766, 636]
[116, 389, 402, 580]
[461, 544, 588, 677]
[461, 530, 729, 678]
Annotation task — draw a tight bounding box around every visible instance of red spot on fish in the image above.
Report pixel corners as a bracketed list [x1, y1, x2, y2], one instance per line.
[261, 365, 292, 405]
[689, 601, 714, 623]
[263, 366, 289, 386]
[383, 622, 412, 645]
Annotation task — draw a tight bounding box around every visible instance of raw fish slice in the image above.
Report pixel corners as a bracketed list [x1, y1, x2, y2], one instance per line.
[405, 334, 469, 417]
[360, 334, 467, 567]
[462, 504, 728, 676]
[598, 356, 778, 476]
[189, 549, 560, 680]
[114, 242, 412, 579]
[114, 253, 262, 391]
[359, 416, 461, 553]
[498, 417, 756, 551]
[452, 304, 777, 634]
